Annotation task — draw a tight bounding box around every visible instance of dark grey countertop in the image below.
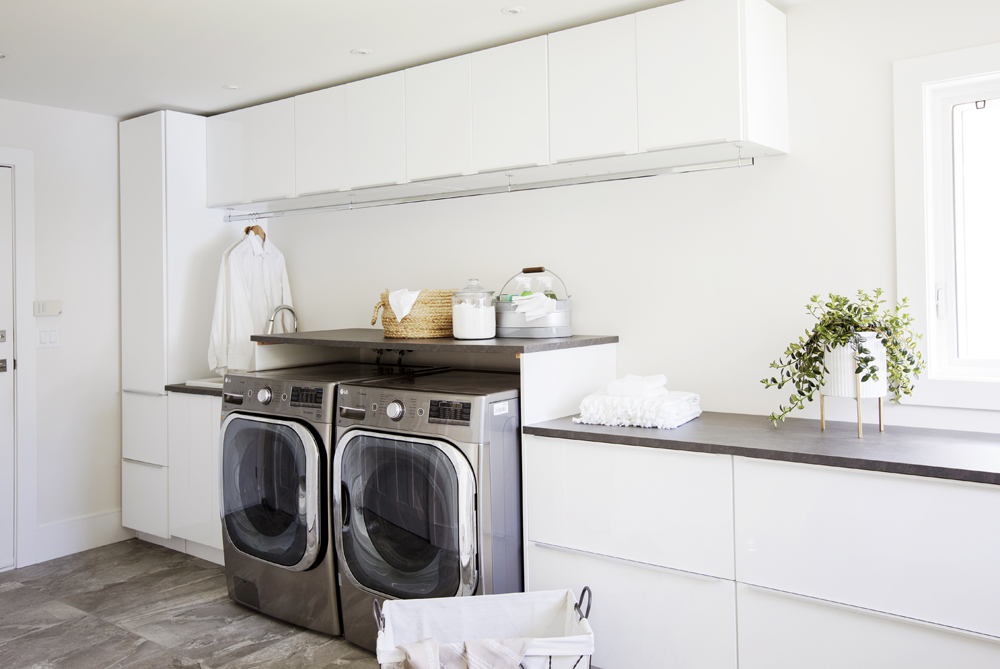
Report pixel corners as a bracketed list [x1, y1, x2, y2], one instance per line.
[251, 328, 618, 354]
[524, 412, 1000, 486]
[165, 383, 223, 397]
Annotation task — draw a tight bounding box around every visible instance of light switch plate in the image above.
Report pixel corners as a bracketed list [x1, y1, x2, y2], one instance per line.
[0, 330, 5, 343]
[33, 300, 63, 317]
[37, 326, 59, 349]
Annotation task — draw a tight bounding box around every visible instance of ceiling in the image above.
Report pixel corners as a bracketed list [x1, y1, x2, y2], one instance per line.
[0, 0, 809, 120]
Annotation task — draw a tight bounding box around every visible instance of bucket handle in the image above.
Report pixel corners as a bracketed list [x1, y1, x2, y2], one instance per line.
[574, 586, 592, 621]
[373, 598, 385, 633]
[498, 267, 571, 299]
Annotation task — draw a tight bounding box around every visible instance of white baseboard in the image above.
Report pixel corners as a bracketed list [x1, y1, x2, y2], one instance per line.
[136, 532, 225, 566]
[37, 510, 136, 563]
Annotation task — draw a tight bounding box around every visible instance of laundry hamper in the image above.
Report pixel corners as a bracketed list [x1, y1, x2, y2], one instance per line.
[375, 588, 594, 669]
[371, 289, 454, 338]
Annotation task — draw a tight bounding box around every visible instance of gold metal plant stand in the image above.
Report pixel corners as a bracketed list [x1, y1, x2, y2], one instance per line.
[820, 373, 884, 439]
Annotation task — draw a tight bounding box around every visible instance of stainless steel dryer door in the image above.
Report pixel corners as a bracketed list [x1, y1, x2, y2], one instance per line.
[335, 430, 477, 599]
[220, 414, 323, 571]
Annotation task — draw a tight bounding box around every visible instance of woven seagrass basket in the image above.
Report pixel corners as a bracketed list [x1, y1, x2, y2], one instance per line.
[371, 289, 454, 338]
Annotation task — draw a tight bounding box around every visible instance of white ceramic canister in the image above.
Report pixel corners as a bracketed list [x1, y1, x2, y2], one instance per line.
[452, 279, 496, 339]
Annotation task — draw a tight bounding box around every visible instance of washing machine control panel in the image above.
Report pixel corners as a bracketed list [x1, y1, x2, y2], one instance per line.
[428, 399, 472, 425]
[221, 375, 335, 423]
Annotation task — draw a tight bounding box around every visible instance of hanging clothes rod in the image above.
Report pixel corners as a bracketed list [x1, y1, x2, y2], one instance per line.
[222, 156, 754, 223]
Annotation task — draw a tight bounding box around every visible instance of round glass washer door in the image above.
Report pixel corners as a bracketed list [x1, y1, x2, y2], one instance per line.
[335, 430, 477, 599]
[221, 414, 323, 571]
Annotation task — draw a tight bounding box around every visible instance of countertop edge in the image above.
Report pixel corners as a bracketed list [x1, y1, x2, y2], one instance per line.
[523, 419, 1000, 487]
[165, 384, 223, 397]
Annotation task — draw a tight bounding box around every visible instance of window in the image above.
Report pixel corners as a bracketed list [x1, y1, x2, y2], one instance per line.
[894, 42, 1000, 410]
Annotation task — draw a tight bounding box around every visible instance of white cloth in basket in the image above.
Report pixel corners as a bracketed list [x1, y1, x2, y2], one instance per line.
[388, 288, 422, 322]
[574, 388, 702, 429]
[400, 637, 531, 669]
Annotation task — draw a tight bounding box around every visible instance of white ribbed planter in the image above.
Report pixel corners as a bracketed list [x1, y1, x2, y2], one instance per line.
[823, 332, 888, 398]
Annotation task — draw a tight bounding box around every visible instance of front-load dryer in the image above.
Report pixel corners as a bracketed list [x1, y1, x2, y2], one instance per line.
[219, 362, 441, 635]
[333, 370, 522, 651]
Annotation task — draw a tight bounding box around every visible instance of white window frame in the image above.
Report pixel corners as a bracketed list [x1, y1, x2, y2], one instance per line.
[894, 42, 1000, 410]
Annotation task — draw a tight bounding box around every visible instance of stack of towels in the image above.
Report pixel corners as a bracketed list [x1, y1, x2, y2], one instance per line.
[573, 374, 701, 430]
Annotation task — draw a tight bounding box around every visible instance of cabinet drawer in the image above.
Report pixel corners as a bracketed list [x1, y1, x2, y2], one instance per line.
[122, 391, 168, 466]
[122, 459, 169, 538]
[524, 435, 734, 579]
[737, 583, 1000, 669]
[528, 542, 737, 669]
[734, 457, 1000, 637]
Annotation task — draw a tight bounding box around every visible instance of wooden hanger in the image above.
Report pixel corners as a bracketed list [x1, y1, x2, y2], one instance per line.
[244, 224, 265, 242]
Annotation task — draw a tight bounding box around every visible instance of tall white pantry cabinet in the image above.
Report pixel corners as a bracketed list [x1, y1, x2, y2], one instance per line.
[119, 111, 232, 542]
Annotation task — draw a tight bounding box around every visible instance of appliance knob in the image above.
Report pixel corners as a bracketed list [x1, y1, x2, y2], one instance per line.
[386, 400, 405, 421]
[257, 387, 273, 404]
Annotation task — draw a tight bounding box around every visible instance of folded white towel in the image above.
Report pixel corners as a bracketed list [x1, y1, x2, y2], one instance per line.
[573, 389, 701, 430]
[512, 292, 556, 321]
[607, 374, 668, 397]
[388, 288, 421, 322]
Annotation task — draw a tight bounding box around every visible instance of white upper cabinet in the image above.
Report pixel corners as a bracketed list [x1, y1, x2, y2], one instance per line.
[120, 112, 167, 393]
[346, 71, 407, 189]
[295, 86, 348, 195]
[406, 55, 474, 181]
[636, 0, 788, 154]
[207, 100, 296, 205]
[206, 109, 247, 206]
[472, 36, 549, 173]
[637, 0, 741, 150]
[548, 14, 639, 163]
[246, 98, 296, 202]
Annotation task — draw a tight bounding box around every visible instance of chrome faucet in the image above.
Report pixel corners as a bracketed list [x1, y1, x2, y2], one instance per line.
[266, 305, 298, 334]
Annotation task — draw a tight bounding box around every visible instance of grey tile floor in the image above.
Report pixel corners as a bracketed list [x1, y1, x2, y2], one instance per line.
[0, 539, 378, 668]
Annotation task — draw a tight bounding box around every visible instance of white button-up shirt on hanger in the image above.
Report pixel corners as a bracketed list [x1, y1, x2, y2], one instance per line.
[208, 233, 294, 374]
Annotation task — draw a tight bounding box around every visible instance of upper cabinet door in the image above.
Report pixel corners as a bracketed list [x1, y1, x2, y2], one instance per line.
[743, 0, 789, 153]
[295, 87, 349, 195]
[346, 71, 407, 189]
[246, 98, 296, 202]
[637, 0, 742, 151]
[206, 109, 247, 207]
[406, 56, 474, 181]
[120, 112, 167, 393]
[472, 36, 549, 173]
[548, 14, 638, 163]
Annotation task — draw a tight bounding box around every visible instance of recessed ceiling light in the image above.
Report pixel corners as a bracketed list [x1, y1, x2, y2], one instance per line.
[501, 6, 525, 15]
[351, 48, 373, 56]
[222, 84, 242, 90]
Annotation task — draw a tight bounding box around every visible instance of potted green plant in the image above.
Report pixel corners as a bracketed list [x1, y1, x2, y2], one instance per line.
[761, 289, 925, 426]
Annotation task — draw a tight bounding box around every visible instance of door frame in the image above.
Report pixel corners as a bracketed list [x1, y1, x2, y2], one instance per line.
[0, 147, 37, 569]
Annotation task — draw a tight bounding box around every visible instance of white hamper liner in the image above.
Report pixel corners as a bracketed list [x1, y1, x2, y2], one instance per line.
[376, 588, 594, 669]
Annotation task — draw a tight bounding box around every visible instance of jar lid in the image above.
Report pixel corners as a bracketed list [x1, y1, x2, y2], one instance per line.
[454, 278, 494, 297]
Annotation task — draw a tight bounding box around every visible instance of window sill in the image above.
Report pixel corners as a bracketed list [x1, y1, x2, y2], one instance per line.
[901, 377, 1000, 411]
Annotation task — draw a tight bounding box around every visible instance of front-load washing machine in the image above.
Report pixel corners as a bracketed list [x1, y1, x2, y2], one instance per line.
[333, 370, 522, 651]
[219, 362, 441, 635]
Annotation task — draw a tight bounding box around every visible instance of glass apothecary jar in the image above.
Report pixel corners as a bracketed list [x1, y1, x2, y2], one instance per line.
[452, 279, 496, 340]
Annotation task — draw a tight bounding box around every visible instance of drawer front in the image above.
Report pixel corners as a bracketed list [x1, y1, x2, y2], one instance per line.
[524, 435, 734, 579]
[168, 393, 223, 550]
[528, 541, 737, 669]
[734, 457, 1000, 636]
[122, 391, 168, 466]
[737, 583, 1000, 669]
[122, 459, 169, 538]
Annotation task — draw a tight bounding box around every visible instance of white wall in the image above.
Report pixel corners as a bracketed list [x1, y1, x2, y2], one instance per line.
[0, 98, 127, 556]
[268, 0, 1000, 434]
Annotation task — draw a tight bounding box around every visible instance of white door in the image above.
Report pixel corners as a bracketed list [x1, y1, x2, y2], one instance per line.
[0, 166, 14, 569]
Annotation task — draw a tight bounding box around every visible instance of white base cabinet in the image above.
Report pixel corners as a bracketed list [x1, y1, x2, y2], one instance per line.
[168, 393, 223, 551]
[737, 584, 1000, 669]
[529, 542, 737, 669]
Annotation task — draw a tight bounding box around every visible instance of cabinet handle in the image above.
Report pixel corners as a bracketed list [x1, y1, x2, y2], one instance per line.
[531, 541, 722, 584]
[122, 458, 166, 469]
[123, 389, 168, 397]
[740, 583, 1000, 643]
